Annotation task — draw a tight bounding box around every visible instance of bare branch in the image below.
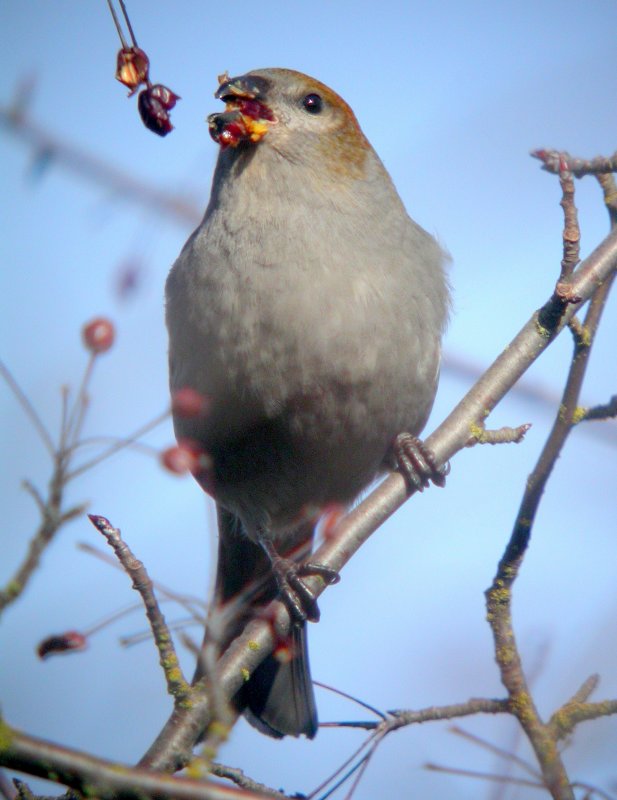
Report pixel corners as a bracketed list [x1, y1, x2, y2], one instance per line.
[209, 765, 287, 799]
[425, 763, 544, 790]
[0, 359, 55, 456]
[88, 515, 191, 704]
[388, 698, 509, 730]
[467, 422, 531, 446]
[0, 477, 84, 614]
[578, 395, 617, 422]
[597, 173, 617, 222]
[0, 723, 279, 800]
[484, 235, 615, 798]
[532, 149, 617, 177]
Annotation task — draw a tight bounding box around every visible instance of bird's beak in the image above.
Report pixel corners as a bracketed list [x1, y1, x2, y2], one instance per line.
[208, 73, 276, 149]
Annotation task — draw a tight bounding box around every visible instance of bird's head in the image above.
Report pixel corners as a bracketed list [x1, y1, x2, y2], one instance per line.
[207, 68, 372, 177]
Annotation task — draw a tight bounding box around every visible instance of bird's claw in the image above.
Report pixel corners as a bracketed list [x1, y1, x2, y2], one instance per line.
[271, 557, 340, 624]
[393, 432, 449, 492]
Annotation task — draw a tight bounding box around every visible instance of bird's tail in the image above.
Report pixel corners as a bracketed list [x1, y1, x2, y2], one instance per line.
[195, 505, 317, 738]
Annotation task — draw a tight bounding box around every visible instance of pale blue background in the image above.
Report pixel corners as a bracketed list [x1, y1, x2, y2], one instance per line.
[1, 2, 616, 798]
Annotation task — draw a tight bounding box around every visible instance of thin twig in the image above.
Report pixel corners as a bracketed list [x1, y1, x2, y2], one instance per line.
[597, 173, 617, 221]
[0, 488, 84, 614]
[312, 681, 387, 720]
[449, 725, 541, 780]
[306, 729, 382, 800]
[557, 155, 580, 284]
[66, 408, 170, 480]
[0, 358, 55, 456]
[208, 765, 287, 799]
[425, 762, 544, 790]
[579, 395, 617, 422]
[388, 698, 509, 730]
[77, 541, 206, 622]
[105, 0, 128, 48]
[63, 354, 95, 452]
[467, 422, 531, 446]
[532, 149, 617, 178]
[118, 0, 139, 47]
[485, 220, 615, 798]
[88, 515, 191, 704]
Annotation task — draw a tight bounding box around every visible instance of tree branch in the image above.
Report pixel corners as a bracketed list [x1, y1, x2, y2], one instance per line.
[88, 515, 191, 704]
[0, 720, 278, 800]
[484, 220, 615, 798]
[139, 223, 617, 774]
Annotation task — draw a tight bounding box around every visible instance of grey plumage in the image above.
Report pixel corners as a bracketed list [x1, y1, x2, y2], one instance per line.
[166, 68, 449, 738]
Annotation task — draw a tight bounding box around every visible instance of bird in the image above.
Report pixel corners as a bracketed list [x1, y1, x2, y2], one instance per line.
[165, 67, 449, 740]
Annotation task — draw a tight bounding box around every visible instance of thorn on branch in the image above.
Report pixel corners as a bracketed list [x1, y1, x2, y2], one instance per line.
[467, 422, 531, 446]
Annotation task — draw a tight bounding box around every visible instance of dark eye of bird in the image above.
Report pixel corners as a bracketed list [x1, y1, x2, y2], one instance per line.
[302, 93, 323, 114]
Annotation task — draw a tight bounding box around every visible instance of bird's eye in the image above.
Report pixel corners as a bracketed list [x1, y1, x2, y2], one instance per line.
[302, 93, 323, 114]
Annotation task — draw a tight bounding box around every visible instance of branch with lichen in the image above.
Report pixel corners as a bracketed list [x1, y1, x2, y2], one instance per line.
[139, 158, 617, 777]
[467, 421, 531, 445]
[0, 718, 277, 800]
[0, 321, 172, 617]
[3, 153, 616, 800]
[485, 158, 616, 800]
[88, 514, 191, 704]
[0, 327, 113, 615]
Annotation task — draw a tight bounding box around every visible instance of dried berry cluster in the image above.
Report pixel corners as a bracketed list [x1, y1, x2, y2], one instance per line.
[107, 1, 179, 136]
[116, 46, 180, 136]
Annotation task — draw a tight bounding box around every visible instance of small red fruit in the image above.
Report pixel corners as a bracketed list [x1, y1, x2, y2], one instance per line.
[37, 630, 87, 659]
[171, 387, 210, 418]
[116, 46, 150, 95]
[161, 445, 195, 475]
[82, 318, 115, 354]
[138, 84, 180, 137]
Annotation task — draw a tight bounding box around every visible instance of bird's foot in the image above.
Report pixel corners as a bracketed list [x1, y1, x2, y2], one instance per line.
[262, 542, 339, 624]
[393, 432, 449, 492]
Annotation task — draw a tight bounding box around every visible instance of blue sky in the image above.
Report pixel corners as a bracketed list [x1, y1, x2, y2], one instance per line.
[1, 2, 616, 798]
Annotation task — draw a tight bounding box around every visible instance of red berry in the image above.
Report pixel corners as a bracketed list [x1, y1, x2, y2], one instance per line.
[116, 46, 150, 95]
[161, 445, 195, 475]
[37, 630, 87, 659]
[138, 85, 180, 137]
[82, 318, 115, 354]
[149, 84, 180, 110]
[171, 387, 210, 418]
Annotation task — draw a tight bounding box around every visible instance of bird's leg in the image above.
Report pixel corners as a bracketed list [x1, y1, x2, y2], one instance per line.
[393, 432, 449, 492]
[258, 536, 339, 624]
